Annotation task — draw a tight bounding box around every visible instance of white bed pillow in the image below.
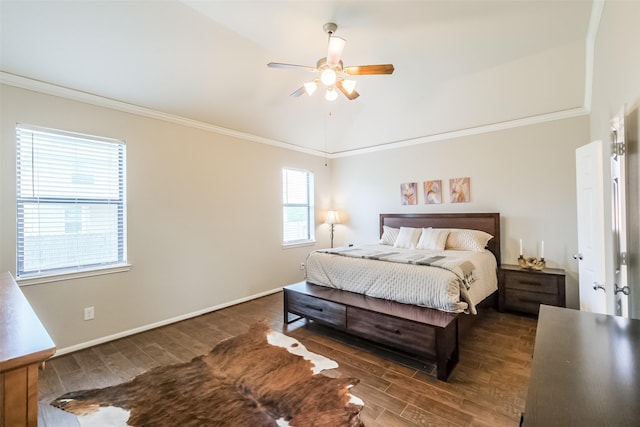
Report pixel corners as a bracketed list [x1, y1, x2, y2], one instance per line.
[379, 226, 400, 245]
[416, 227, 450, 251]
[393, 227, 422, 249]
[445, 228, 493, 252]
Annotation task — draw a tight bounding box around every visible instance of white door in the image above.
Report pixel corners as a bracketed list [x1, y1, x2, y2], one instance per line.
[576, 140, 607, 314]
[610, 110, 630, 317]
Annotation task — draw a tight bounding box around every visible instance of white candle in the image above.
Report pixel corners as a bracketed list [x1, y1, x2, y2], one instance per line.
[519, 239, 523, 256]
[540, 240, 544, 259]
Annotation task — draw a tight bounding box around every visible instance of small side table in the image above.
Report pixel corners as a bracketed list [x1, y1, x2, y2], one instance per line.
[498, 264, 566, 315]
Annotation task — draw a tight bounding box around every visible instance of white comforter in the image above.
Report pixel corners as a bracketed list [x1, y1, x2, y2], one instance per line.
[305, 244, 498, 314]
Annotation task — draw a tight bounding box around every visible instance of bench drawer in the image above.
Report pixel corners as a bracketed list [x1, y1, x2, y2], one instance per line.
[347, 306, 436, 358]
[285, 290, 346, 328]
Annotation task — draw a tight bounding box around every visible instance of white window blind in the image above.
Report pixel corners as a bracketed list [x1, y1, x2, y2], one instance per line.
[282, 168, 314, 244]
[16, 124, 127, 279]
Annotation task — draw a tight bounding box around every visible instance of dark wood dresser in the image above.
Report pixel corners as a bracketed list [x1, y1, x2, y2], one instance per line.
[1, 272, 56, 427]
[522, 305, 640, 426]
[498, 264, 565, 315]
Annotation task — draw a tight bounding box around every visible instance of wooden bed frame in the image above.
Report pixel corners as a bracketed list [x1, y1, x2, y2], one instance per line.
[283, 212, 501, 381]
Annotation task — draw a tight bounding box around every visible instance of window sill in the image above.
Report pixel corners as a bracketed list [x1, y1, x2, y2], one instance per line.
[282, 240, 316, 249]
[17, 264, 131, 287]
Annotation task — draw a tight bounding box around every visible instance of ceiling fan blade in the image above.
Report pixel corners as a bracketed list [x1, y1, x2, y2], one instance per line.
[336, 80, 360, 100]
[326, 36, 346, 65]
[343, 64, 395, 75]
[267, 62, 317, 72]
[290, 86, 306, 97]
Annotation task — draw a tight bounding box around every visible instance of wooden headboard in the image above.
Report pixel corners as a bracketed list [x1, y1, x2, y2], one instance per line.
[380, 213, 501, 265]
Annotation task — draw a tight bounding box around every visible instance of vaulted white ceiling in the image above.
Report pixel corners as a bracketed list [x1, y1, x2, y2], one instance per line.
[0, 1, 594, 155]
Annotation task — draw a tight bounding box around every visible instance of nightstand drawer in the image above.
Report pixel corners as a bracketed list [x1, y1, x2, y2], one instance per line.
[286, 291, 346, 328]
[504, 271, 559, 295]
[504, 289, 561, 315]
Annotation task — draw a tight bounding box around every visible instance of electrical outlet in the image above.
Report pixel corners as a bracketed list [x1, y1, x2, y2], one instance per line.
[84, 306, 95, 321]
[300, 262, 305, 271]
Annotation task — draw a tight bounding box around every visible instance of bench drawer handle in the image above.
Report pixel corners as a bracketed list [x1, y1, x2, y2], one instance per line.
[375, 324, 401, 335]
[305, 304, 324, 312]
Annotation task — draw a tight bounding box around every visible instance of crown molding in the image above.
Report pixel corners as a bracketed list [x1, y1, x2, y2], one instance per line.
[0, 72, 325, 158]
[332, 106, 590, 157]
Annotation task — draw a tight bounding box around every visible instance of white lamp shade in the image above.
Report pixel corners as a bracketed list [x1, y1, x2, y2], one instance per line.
[326, 210, 340, 225]
[341, 79, 357, 94]
[303, 81, 318, 96]
[325, 87, 338, 101]
[326, 36, 346, 65]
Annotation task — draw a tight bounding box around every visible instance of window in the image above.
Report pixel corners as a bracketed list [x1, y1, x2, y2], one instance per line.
[282, 168, 314, 245]
[16, 124, 127, 279]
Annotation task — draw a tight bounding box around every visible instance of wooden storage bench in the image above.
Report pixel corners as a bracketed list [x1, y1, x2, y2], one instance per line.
[283, 281, 459, 381]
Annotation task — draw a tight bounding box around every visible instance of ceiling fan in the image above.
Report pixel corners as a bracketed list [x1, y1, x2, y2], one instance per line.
[267, 22, 394, 101]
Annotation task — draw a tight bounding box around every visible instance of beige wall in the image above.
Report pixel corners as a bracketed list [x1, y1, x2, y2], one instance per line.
[0, 85, 330, 350]
[331, 116, 591, 309]
[590, 0, 640, 317]
[2, 84, 591, 353]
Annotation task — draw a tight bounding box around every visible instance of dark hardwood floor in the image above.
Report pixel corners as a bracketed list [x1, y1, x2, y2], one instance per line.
[38, 292, 537, 426]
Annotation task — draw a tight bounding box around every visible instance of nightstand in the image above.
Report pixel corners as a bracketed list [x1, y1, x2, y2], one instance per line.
[498, 264, 566, 315]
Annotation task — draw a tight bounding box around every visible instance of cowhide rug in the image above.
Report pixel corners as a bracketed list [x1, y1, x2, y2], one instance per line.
[51, 321, 364, 426]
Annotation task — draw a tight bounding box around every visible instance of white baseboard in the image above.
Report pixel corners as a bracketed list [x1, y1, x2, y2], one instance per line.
[54, 287, 283, 357]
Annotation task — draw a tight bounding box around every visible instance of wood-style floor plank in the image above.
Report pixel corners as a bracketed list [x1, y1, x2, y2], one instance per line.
[38, 292, 536, 426]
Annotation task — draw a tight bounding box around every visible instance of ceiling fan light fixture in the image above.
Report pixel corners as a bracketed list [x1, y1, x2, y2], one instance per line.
[268, 22, 393, 101]
[321, 68, 337, 86]
[342, 79, 357, 94]
[303, 81, 318, 96]
[325, 87, 338, 101]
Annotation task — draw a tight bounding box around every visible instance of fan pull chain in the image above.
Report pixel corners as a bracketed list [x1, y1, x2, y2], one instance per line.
[325, 111, 332, 167]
